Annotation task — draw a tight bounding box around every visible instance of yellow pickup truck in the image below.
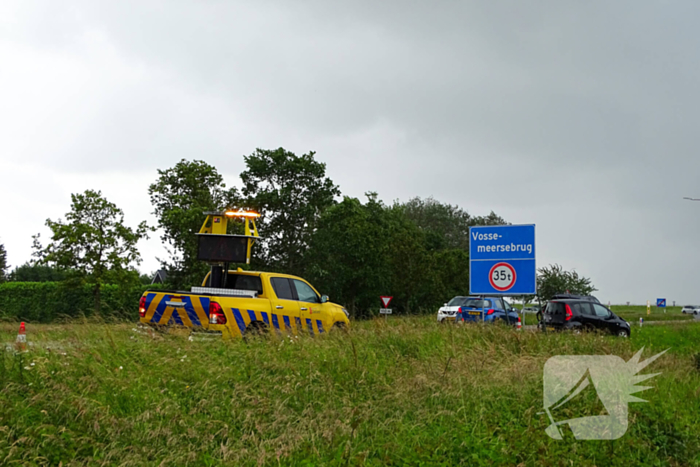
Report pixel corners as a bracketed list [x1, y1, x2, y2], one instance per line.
[138, 269, 349, 338]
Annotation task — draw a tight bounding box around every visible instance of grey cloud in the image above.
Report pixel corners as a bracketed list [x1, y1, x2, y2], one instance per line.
[2, 0, 700, 302]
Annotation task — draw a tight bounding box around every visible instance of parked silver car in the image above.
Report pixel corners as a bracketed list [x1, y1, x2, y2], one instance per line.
[681, 305, 696, 314]
[437, 296, 468, 322]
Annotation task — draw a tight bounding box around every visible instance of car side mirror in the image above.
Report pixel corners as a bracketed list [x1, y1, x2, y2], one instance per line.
[321, 295, 329, 303]
[444, 303, 448, 306]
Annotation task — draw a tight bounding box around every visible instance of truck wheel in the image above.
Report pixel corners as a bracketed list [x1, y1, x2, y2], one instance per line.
[245, 321, 269, 338]
[331, 322, 347, 333]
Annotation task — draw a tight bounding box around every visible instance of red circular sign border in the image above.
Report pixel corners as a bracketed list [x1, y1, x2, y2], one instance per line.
[489, 262, 517, 292]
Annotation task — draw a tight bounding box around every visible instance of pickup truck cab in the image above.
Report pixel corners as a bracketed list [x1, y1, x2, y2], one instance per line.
[139, 269, 349, 338]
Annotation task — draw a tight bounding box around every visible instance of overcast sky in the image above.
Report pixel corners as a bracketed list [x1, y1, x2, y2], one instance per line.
[2, 1, 699, 304]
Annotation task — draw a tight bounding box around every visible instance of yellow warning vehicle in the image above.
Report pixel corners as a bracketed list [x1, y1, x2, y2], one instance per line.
[138, 209, 349, 338]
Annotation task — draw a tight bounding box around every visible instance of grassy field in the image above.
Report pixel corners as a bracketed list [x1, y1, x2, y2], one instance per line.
[1, 318, 699, 466]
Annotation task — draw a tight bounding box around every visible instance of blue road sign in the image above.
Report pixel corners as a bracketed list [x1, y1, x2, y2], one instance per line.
[469, 225, 536, 295]
[656, 298, 666, 308]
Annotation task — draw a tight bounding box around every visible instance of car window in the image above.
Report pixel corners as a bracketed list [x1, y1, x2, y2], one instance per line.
[447, 297, 467, 306]
[225, 274, 263, 295]
[574, 302, 594, 316]
[271, 277, 294, 300]
[496, 298, 505, 310]
[293, 280, 319, 303]
[545, 302, 565, 315]
[592, 304, 610, 318]
[463, 298, 487, 308]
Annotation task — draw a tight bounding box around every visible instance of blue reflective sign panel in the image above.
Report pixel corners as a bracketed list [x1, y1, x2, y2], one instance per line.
[469, 225, 536, 295]
[656, 298, 666, 308]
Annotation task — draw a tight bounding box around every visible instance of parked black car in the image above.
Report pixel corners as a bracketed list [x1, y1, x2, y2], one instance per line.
[540, 298, 631, 337]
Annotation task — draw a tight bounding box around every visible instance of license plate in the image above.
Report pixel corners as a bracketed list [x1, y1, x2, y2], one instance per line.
[468, 311, 480, 315]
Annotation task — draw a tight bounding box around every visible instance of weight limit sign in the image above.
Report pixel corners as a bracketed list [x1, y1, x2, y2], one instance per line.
[489, 262, 517, 292]
[469, 224, 536, 295]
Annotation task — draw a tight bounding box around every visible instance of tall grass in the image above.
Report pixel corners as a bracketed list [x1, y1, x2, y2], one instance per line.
[0, 318, 698, 466]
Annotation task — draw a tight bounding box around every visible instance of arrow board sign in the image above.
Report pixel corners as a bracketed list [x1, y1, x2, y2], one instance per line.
[380, 296, 393, 307]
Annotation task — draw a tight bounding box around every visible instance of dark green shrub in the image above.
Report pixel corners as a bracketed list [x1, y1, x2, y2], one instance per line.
[0, 282, 169, 322]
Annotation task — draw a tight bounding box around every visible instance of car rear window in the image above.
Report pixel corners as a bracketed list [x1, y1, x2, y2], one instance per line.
[225, 274, 263, 295]
[546, 301, 566, 315]
[463, 298, 491, 308]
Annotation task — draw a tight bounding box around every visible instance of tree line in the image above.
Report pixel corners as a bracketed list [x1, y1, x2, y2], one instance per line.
[0, 148, 596, 318]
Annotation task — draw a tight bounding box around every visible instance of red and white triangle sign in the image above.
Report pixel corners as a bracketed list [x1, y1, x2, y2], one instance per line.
[380, 296, 393, 307]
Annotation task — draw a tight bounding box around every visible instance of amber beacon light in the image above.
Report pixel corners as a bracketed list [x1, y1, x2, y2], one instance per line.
[224, 210, 260, 218]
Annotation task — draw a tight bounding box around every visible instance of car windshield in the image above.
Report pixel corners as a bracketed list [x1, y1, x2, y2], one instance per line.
[447, 296, 468, 306]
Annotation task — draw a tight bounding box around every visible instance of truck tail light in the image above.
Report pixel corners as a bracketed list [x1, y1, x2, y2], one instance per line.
[486, 309, 495, 315]
[565, 304, 573, 321]
[209, 302, 227, 325]
[139, 296, 146, 318]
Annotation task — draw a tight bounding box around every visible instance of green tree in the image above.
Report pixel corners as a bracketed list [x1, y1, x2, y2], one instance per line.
[0, 242, 8, 283]
[140, 272, 154, 285]
[149, 159, 240, 287]
[240, 148, 340, 275]
[33, 190, 150, 313]
[398, 197, 507, 310]
[536, 264, 597, 303]
[401, 197, 506, 251]
[306, 194, 509, 316]
[9, 262, 68, 282]
[305, 194, 394, 316]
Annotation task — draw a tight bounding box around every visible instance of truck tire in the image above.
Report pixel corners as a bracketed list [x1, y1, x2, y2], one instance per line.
[329, 322, 346, 334]
[245, 321, 269, 338]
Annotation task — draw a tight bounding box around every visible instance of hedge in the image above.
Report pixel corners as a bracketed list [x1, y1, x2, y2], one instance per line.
[0, 282, 170, 323]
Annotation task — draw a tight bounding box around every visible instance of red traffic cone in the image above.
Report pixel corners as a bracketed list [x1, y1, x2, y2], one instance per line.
[517, 316, 522, 330]
[16, 322, 27, 351]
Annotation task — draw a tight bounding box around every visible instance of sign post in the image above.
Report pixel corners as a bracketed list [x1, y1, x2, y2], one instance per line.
[647, 300, 651, 316]
[469, 225, 536, 327]
[656, 298, 666, 314]
[379, 296, 393, 319]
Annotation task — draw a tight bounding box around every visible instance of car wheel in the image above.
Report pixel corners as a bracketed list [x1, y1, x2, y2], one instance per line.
[617, 329, 630, 338]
